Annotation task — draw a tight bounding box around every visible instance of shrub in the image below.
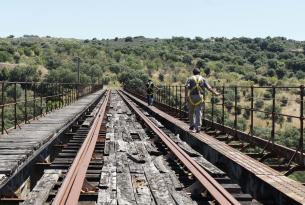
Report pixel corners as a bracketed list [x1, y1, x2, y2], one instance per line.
[125, 37, 133, 42]
[0, 51, 12, 62]
[280, 96, 288, 106]
[255, 99, 264, 109]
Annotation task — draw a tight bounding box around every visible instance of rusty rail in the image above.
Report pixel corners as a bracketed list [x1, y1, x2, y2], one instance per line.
[118, 90, 241, 205]
[52, 90, 110, 205]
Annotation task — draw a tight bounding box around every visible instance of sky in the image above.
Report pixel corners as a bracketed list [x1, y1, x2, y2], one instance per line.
[0, 0, 304, 40]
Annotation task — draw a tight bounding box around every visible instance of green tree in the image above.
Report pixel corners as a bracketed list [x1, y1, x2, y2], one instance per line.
[182, 54, 192, 65]
[0, 51, 12, 62]
[204, 67, 211, 76]
[118, 69, 148, 89]
[276, 68, 286, 79]
[125, 37, 133, 42]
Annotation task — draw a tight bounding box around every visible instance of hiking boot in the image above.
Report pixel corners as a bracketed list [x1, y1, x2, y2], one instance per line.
[189, 125, 194, 131]
[192, 128, 200, 133]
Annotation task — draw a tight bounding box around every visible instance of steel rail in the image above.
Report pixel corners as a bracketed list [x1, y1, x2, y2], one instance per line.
[52, 90, 110, 205]
[118, 90, 241, 205]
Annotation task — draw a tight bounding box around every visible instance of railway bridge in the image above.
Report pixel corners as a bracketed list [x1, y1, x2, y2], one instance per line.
[0, 81, 304, 205]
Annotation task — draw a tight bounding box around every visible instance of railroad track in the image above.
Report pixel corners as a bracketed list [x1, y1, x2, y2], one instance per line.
[21, 90, 110, 205]
[118, 90, 262, 205]
[24, 91, 259, 204]
[122, 89, 305, 205]
[3, 89, 304, 205]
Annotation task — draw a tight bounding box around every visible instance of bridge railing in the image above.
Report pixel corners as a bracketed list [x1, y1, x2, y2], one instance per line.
[0, 81, 103, 134]
[125, 84, 305, 165]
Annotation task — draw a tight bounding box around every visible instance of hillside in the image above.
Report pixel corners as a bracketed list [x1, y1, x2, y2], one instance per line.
[0, 35, 305, 88]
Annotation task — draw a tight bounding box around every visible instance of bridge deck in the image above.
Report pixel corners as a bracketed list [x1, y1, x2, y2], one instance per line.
[124, 90, 305, 205]
[0, 90, 104, 184]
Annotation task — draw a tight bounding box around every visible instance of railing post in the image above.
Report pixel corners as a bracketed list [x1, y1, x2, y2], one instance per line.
[14, 83, 17, 129]
[33, 83, 36, 119]
[234, 86, 238, 137]
[250, 86, 254, 137]
[203, 87, 206, 121]
[76, 83, 79, 100]
[57, 83, 59, 109]
[161, 86, 163, 104]
[222, 85, 225, 126]
[61, 84, 64, 108]
[1, 82, 4, 134]
[40, 83, 43, 116]
[50, 84, 53, 112]
[271, 86, 276, 145]
[175, 86, 178, 114]
[211, 92, 214, 128]
[168, 86, 170, 107]
[55, 83, 57, 109]
[157, 86, 159, 103]
[170, 86, 172, 107]
[167, 86, 169, 106]
[25, 84, 27, 123]
[300, 85, 304, 163]
[179, 85, 182, 119]
[163, 86, 165, 104]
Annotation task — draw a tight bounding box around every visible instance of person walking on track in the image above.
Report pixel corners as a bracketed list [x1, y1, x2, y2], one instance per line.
[186, 68, 220, 133]
[146, 79, 155, 106]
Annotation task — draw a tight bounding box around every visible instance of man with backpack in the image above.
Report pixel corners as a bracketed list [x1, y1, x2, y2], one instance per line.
[186, 68, 220, 133]
[146, 79, 155, 106]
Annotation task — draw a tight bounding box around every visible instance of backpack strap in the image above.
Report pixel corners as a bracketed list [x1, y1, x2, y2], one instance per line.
[147, 82, 153, 95]
[188, 76, 204, 106]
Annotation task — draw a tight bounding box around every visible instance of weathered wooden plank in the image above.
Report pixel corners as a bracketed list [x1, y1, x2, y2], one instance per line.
[97, 189, 117, 205]
[144, 142, 160, 155]
[116, 140, 128, 152]
[163, 171, 184, 190]
[0, 174, 7, 184]
[117, 171, 137, 205]
[104, 141, 110, 156]
[0, 149, 32, 155]
[0, 162, 19, 174]
[22, 170, 61, 205]
[131, 173, 155, 205]
[144, 163, 176, 205]
[169, 189, 196, 205]
[128, 160, 144, 174]
[193, 156, 225, 176]
[153, 156, 169, 173]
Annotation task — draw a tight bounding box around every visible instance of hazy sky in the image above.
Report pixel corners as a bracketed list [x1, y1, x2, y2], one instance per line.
[1, 0, 304, 40]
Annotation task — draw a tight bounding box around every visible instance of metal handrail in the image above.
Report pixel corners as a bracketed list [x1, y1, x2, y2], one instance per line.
[0, 81, 103, 134]
[126, 84, 304, 165]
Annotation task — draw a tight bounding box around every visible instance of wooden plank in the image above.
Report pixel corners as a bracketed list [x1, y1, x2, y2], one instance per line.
[22, 170, 61, 205]
[97, 189, 117, 205]
[0, 174, 7, 184]
[143, 163, 176, 205]
[162, 172, 184, 190]
[193, 156, 226, 176]
[131, 173, 155, 205]
[117, 171, 137, 205]
[153, 156, 169, 173]
[144, 142, 160, 155]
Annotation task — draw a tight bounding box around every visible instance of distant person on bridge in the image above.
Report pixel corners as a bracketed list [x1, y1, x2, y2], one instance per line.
[186, 68, 220, 133]
[146, 79, 156, 106]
